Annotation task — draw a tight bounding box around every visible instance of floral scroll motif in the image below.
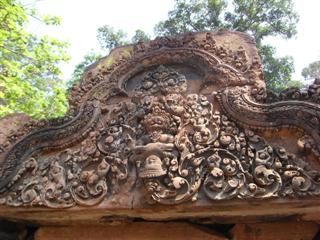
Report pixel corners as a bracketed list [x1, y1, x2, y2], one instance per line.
[132, 91, 320, 204]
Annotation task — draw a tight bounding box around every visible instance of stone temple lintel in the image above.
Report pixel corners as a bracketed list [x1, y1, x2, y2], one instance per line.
[1, 30, 320, 225]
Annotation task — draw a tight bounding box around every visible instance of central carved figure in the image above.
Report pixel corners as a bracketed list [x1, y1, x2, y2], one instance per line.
[131, 70, 217, 203]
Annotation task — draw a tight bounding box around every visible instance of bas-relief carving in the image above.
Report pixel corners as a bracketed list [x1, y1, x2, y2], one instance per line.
[1, 31, 320, 208]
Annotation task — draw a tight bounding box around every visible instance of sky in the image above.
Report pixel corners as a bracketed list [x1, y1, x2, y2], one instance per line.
[30, 0, 320, 83]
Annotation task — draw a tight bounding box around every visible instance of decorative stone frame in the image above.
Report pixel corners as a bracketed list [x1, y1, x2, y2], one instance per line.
[1, 31, 320, 229]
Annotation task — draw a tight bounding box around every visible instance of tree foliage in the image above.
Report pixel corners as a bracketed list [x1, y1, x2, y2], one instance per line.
[69, 51, 101, 89]
[0, 0, 69, 119]
[258, 44, 301, 90]
[96, 26, 151, 52]
[155, 0, 299, 92]
[131, 29, 151, 43]
[71, 0, 300, 93]
[302, 60, 320, 80]
[69, 26, 150, 85]
[97, 25, 128, 52]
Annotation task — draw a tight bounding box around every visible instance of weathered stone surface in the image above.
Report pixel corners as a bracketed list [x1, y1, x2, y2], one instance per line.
[230, 221, 319, 240]
[35, 223, 227, 240]
[0, 114, 31, 155]
[0, 30, 320, 225]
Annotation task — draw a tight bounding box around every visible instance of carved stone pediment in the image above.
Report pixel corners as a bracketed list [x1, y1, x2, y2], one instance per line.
[1, 31, 320, 223]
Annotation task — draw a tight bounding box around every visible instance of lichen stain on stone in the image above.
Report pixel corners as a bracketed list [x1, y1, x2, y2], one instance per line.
[97, 46, 133, 71]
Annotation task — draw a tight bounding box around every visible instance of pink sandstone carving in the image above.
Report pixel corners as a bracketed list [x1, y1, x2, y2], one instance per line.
[1, 31, 320, 208]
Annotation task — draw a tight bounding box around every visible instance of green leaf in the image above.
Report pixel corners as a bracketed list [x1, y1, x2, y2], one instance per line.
[0, 0, 69, 119]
